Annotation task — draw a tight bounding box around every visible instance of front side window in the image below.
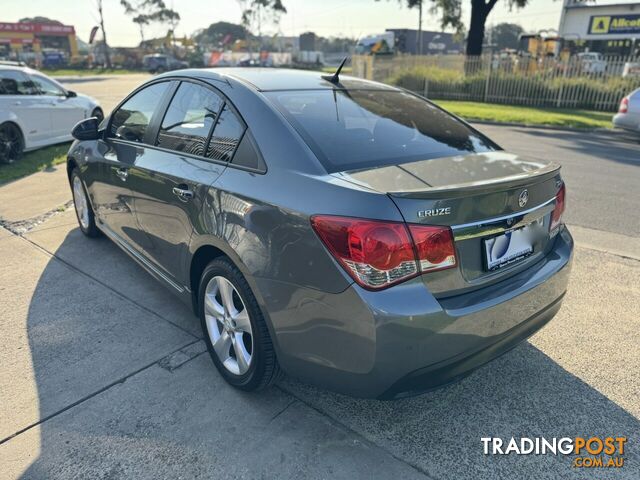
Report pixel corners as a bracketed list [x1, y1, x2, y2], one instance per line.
[157, 82, 223, 155]
[206, 105, 245, 161]
[31, 75, 66, 96]
[110, 82, 170, 143]
[0, 71, 38, 95]
[265, 89, 499, 172]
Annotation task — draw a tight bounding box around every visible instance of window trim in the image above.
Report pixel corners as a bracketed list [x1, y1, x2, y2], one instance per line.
[106, 76, 266, 174]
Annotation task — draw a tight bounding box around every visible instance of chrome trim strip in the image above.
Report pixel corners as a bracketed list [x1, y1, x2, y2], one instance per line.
[100, 223, 185, 293]
[452, 197, 555, 231]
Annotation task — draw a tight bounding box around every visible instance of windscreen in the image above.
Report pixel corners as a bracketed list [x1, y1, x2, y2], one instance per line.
[265, 89, 499, 172]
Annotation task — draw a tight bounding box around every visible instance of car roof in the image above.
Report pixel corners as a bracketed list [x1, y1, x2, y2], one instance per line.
[0, 64, 41, 75]
[177, 67, 400, 92]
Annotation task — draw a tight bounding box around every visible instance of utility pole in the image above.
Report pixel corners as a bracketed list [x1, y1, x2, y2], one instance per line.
[96, 0, 112, 68]
[417, 0, 423, 55]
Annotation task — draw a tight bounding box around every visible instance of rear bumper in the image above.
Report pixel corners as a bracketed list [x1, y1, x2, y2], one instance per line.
[257, 227, 573, 399]
[613, 113, 640, 133]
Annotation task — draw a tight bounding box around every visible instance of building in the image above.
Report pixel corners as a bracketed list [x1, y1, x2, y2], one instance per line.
[0, 21, 78, 63]
[558, 1, 640, 55]
[385, 29, 463, 55]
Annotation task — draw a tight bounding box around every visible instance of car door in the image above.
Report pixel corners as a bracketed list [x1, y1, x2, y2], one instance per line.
[30, 74, 85, 139]
[126, 80, 231, 285]
[0, 69, 51, 146]
[88, 80, 174, 251]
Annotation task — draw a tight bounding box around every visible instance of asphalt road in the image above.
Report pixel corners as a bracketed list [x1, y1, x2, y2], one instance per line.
[0, 75, 638, 479]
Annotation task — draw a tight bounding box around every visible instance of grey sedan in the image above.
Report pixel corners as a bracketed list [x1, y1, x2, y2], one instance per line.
[66, 68, 573, 399]
[613, 88, 640, 134]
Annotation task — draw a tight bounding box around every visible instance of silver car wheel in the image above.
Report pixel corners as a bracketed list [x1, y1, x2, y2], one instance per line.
[72, 176, 90, 230]
[204, 275, 253, 375]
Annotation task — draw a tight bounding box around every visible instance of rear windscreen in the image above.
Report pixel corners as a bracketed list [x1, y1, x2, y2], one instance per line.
[265, 89, 499, 173]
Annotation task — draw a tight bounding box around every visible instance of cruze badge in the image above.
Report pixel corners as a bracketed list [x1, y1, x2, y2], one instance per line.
[418, 207, 452, 218]
[518, 189, 529, 208]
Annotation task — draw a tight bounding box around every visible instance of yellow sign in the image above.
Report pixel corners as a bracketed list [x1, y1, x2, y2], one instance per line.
[590, 16, 611, 34]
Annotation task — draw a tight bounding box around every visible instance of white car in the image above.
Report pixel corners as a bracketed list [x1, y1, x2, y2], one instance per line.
[613, 88, 640, 136]
[0, 65, 102, 163]
[576, 52, 607, 74]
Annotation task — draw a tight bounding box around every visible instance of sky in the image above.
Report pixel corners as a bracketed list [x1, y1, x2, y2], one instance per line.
[1, 0, 637, 46]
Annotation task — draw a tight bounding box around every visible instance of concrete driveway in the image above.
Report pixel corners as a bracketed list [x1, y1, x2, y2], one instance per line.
[0, 77, 638, 478]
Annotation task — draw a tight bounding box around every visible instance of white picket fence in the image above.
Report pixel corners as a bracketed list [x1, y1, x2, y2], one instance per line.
[352, 54, 640, 112]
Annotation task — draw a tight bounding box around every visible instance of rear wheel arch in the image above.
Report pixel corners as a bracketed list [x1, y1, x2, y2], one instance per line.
[190, 244, 227, 312]
[188, 241, 281, 355]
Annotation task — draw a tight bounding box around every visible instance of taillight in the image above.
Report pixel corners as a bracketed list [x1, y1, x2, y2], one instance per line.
[619, 97, 629, 114]
[311, 215, 456, 290]
[550, 183, 566, 232]
[408, 224, 457, 272]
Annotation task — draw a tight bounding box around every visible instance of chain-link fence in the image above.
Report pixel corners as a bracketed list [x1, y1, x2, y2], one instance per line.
[352, 54, 640, 112]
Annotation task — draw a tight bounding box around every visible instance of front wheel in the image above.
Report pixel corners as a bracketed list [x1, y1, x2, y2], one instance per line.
[199, 258, 281, 391]
[71, 169, 101, 237]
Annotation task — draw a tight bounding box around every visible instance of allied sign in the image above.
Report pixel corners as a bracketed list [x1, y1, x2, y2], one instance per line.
[589, 15, 640, 35]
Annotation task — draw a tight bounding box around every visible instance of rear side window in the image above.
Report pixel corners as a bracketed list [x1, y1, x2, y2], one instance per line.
[110, 82, 170, 143]
[206, 105, 245, 161]
[157, 82, 223, 155]
[0, 70, 38, 95]
[265, 90, 498, 172]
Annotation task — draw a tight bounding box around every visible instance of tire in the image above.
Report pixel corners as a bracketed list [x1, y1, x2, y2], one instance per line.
[70, 168, 101, 237]
[0, 122, 24, 164]
[91, 107, 104, 124]
[199, 257, 280, 391]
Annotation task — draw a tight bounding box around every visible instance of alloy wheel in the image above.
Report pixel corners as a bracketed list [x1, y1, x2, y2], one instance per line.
[204, 275, 254, 375]
[72, 176, 90, 230]
[0, 123, 22, 164]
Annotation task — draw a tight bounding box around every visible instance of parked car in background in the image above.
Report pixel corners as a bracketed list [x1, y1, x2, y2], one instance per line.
[622, 62, 640, 78]
[143, 54, 189, 73]
[613, 89, 640, 135]
[67, 68, 572, 399]
[0, 65, 102, 163]
[577, 52, 607, 74]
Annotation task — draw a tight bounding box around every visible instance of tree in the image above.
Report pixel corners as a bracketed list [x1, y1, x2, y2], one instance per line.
[487, 22, 524, 51]
[238, 0, 287, 29]
[120, 0, 181, 44]
[383, 1, 531, 56]
[96, 0, 112, 69]
[18, 17, 63, 24]
[195, 22, 249, 47]
[237, 0, 287, 53]
[430, 0, 528, 56]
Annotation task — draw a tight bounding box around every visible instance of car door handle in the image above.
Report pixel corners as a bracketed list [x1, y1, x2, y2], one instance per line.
[172, 185, 194, 201]
[115, 167, 129, 181]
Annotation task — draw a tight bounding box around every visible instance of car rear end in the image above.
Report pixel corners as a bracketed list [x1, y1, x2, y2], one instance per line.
[613, 89, 640, 134]
[260, 82, 573, 398]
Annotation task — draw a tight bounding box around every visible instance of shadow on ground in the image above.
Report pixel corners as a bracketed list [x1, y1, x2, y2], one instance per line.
[7, 222, 640, 479]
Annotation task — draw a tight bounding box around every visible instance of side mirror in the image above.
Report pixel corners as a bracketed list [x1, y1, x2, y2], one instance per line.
[72, 117, 100, 141]
[66, 90, 77, 98]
